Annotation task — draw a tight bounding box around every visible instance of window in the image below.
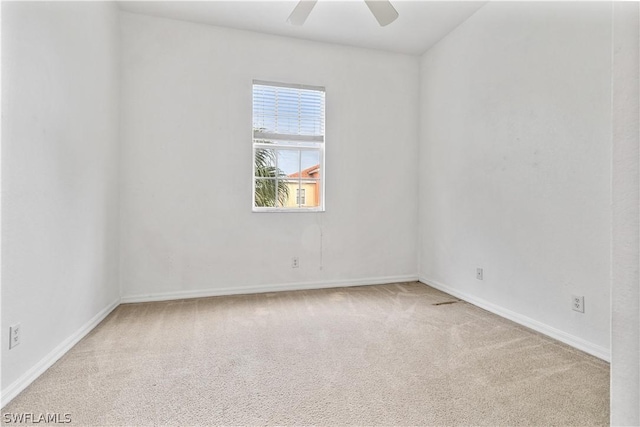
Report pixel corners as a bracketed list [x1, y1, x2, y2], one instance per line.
[296, 189, 306, 205]
[252, 80, 325, 211]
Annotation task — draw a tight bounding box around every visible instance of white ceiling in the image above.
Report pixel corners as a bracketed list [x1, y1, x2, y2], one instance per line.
[117, 1, 487, 55]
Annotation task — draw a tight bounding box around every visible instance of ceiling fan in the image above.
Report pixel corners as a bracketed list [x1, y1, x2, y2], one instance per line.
[287, 0, 399, 27]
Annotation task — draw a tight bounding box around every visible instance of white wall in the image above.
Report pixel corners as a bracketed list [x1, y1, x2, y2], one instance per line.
[611, 2, 640, 424]
[1, 1, 120, 402]
[418, 2, 612, 358]
[119, 12, 419, 301]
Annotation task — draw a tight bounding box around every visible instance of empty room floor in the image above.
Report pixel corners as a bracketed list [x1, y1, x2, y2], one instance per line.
[2, 282, 608, 426]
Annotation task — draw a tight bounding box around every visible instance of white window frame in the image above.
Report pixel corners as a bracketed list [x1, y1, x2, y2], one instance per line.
[252, 80, 325, 213]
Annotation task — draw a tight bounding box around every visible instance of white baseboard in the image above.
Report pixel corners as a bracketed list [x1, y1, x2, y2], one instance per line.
[419, 276, 610, 362]
[121, 275, 419, 303]
[1, 298, 121, 408]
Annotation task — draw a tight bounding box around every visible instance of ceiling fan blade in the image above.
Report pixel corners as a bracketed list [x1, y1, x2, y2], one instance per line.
[287, 0, 318, 26]
[364, 0, 399, 27]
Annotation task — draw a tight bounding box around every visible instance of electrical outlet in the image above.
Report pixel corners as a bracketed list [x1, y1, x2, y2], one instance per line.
[292, 257, 299, 268]
[476, 268, 483, 280]
[572, 295, 584, 313]
[9, 324, 21, 349]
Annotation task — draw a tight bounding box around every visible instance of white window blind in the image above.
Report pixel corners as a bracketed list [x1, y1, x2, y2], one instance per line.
[253, 81, 325, 142]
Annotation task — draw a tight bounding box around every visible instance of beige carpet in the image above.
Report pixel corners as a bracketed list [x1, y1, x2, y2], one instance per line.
[3, 282, 609, 426]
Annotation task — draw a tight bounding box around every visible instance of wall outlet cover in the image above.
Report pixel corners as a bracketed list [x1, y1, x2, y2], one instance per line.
[572, 295, 585, 313]
[9, 323, 21, 349]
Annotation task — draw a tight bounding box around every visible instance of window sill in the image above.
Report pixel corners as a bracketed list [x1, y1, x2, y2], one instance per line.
[252, 207, 325, 213]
